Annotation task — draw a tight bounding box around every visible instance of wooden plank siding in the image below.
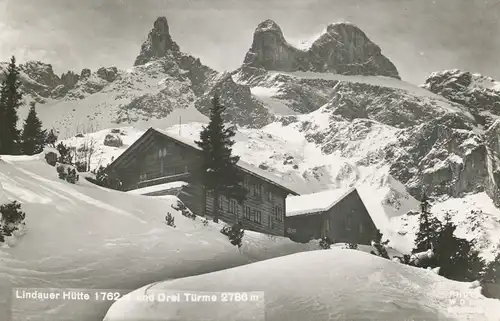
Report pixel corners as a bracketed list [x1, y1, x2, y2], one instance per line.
[204, 172, 287, 236]
[285, 189, 378, 244]
[132, 135, 207, 217]
[135, 135, 203, 186]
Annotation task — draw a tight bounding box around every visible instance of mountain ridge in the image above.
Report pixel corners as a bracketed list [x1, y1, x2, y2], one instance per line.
[4, 17, 500, 213]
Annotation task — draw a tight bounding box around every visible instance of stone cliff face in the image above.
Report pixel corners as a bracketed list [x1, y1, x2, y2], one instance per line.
[422, 69, 500, 127]
[383, 114, 491, 198]
[308, 23, 400, 78]
[195, 72, 273, 128]
[242, 20, 400, 79]
[243, 20, 307, 72]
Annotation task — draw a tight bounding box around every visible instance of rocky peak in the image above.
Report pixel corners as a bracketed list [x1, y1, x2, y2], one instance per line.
[422, 69, 500, 97]
[243, 20, 305, 72]
[255, 19, 284, 36]
[422, 69, 500, 126]
[19, 61, 60, 89]
[80, 68, 91, 80]
[134, 16, 181, 66]
[60, 71, 80, 88]
[96, 66, 119, 82]
[242, 20, 400, 78]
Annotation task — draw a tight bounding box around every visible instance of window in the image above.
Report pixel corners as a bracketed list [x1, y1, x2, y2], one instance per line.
[244, 176, 250, 188]
[359, 222, 364, 233]
[139, 173, 147, 181]
[228, 199, 238, 214]
[158, 146, 170, 158]
[268, 190, 273, 202]
[206, 190, 213, 197]
[253, 210, 262, 224]
[253, 184, 262, 197]
[218, 196, 225, 211]
[274, 206, 283, 222]
[244, 206, 252, 220]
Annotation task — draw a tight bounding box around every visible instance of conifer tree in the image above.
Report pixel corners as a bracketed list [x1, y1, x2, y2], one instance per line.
[413, 192, 441, 253]
[21, 102, 47, 155]
[434, 213, 485, 281]
[0, 56, 23, 155]
[195, 95, 246, 223]
[45, 129, 58, 148]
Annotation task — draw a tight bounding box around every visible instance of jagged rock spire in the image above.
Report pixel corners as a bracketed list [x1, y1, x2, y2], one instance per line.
[134, 17, 180, 66]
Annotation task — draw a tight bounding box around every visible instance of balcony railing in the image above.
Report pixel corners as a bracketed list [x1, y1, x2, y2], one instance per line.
[136, 172, 191, 189]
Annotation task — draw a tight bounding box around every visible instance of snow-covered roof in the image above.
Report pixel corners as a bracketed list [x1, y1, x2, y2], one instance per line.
[152, 128, 300, 195]
[286, 187, 355, 217]
[127, 181, 188, 195]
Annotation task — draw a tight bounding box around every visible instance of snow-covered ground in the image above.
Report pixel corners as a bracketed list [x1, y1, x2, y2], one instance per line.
[104, 248, 500, 321]
[249, 86, 298, 115]
[0, 154, 317, 321]
[61, 121, 500, 258]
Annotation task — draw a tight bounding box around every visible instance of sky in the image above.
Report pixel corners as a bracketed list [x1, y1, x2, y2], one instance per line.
[0, 0, 499, 85]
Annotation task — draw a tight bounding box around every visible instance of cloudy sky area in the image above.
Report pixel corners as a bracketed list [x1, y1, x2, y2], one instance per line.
[0, 0, 499, 84]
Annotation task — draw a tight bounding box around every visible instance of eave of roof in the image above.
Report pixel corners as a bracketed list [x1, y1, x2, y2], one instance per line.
[286, 187, 357, 217]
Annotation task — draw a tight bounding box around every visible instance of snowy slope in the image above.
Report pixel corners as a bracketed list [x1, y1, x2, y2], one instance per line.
[60, 123, 420, 253]
[233, 69, 475, 122]
[104, 249, 500, 321]
[59, 116, 500, 259]
[0, 154, 317, 321]
[17, 60, 210, 139]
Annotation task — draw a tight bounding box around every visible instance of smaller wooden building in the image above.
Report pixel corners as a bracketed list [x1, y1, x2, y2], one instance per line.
[285, 187, 378, 244]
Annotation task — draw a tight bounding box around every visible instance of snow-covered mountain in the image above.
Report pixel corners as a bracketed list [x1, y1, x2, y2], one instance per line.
[5, 16, 500, 255]
[4, 17, 405, 134]
[5, 15, 500, 321]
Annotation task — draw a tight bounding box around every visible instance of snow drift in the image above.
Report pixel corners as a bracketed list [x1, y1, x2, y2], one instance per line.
[0, 154, 316, 321]
[104, 248, 500, 321]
